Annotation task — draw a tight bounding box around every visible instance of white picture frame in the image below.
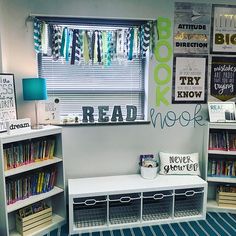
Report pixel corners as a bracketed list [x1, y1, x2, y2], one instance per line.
[208, 102, 236, 122]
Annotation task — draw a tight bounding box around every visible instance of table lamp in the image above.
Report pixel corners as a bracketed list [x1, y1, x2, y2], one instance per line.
[22, 78, 47, 129]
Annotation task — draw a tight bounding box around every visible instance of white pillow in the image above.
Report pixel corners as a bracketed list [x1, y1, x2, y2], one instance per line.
[159, 152, 200, 175]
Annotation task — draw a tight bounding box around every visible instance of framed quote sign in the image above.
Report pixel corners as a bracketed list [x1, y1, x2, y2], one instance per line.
[174, 2, 211, 54]
[211, 4, 236, 54]
[211, 56, 236, 101]
[0, 74, 17, 132]
[172, 55, 208, 103]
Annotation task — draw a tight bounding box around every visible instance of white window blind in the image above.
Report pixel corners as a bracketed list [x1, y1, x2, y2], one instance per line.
[38, 57, 145, 120]
[37, 19, 148, 121]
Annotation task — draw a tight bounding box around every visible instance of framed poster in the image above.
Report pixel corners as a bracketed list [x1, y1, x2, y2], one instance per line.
[172, 55, 208, 103]
[211, 4, 236, 54]
[174, 2, 211, 54]
[211, 56, 236, 101]
[0, 74, 17, 132]
[208, 101, 236, 122]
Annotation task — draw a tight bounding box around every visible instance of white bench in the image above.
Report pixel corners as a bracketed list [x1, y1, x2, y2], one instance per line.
[68, 174, 207, 235]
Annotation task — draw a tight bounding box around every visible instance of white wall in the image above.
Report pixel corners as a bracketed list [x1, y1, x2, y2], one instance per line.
[1, 0, 235, 179]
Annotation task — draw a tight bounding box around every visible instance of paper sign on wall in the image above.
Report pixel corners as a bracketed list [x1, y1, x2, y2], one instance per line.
[211, 5, 236, 54]
[39, 97, 60, 124]
[174, 2, 211, 54]
[0, 74, 17, 132]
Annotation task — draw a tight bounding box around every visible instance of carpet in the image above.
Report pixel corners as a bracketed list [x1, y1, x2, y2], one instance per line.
[49, 212, 236, 236]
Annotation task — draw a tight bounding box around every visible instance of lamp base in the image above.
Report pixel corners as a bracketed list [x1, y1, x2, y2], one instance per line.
[31, 124, 44, 129]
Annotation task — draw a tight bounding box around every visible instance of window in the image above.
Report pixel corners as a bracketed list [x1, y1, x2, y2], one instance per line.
[36, 17, 153, 122]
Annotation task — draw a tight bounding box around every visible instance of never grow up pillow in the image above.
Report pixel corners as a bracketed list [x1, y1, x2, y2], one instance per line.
[159, 152, 200, 175]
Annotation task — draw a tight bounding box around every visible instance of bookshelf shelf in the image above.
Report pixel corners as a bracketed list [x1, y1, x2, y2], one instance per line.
[5, 157, 63, 177]
[208, 150, 236, 155]
[207, 200, 236, 213]
[207, 177, 236, 183]
[0, 126, 66, 236]
[0, 126, 62, 144]
[204, 122, 236, 213]
[7, 186, 64, 213]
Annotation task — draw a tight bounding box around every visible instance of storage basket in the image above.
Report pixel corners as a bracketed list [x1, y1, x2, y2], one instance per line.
[109, 193, 141, 224]
[174, 188, 204, 217]
[142, 190, 173, 221]
[73, 196, 107, 228]
[141, 166, 158, 179]
[16, 206, 52, 236]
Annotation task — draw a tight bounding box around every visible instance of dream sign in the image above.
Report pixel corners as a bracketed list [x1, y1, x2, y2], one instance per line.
[6, 118, 31, 135]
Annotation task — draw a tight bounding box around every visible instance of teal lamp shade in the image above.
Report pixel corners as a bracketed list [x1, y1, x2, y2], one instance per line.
[22, 78, 47, 101]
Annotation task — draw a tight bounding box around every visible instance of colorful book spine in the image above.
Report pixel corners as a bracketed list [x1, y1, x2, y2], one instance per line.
[6, 169, 57, 205]
[3, 137, 56, 171]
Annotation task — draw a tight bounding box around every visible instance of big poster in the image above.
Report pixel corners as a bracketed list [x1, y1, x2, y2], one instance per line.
[211, 5, 236, 54]
[174, 2, 211, 54]
[172, 55, 208, 103]
[211, 57, 236, 101]
[0, 74, 17, 132]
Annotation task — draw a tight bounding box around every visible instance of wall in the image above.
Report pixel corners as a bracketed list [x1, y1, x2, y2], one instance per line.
[1, 0, 235, 179]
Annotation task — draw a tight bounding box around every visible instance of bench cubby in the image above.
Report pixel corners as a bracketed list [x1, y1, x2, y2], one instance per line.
[73, 195, 107, 228]
[142, 190, 173, 221]
[174, 188, 204, 218]
[68, 174, 207, 235]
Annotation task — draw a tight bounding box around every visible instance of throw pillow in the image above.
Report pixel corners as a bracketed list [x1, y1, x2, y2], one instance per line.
[159, 152, 200, 175]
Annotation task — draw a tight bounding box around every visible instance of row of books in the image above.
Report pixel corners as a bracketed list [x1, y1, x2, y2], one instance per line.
[3, 137, 55, 171]
[18, 201, 48, 218]
[6, 169, 57, 205]
[208, 159, 236, 177]
[217, 185, 236, 193]
[209, 131, 236, 151]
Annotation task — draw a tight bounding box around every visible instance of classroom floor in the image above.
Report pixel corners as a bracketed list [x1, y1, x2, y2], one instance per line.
[49, 212, 236, 236]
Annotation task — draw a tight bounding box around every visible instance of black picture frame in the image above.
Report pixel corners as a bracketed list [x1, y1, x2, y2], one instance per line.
[0, 73, 17, 132]
[211, 4, 236, 55]
[210, 56, 236, 101]
[172, 54, 208, 104]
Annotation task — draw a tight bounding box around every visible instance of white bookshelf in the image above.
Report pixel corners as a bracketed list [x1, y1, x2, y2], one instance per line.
[0, 125, 66, 236]
[68, 174, 207, 235]
[204, 122, 236, 212]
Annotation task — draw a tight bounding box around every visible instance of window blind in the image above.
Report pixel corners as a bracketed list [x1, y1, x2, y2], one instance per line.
[38, 56, 145, 120]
